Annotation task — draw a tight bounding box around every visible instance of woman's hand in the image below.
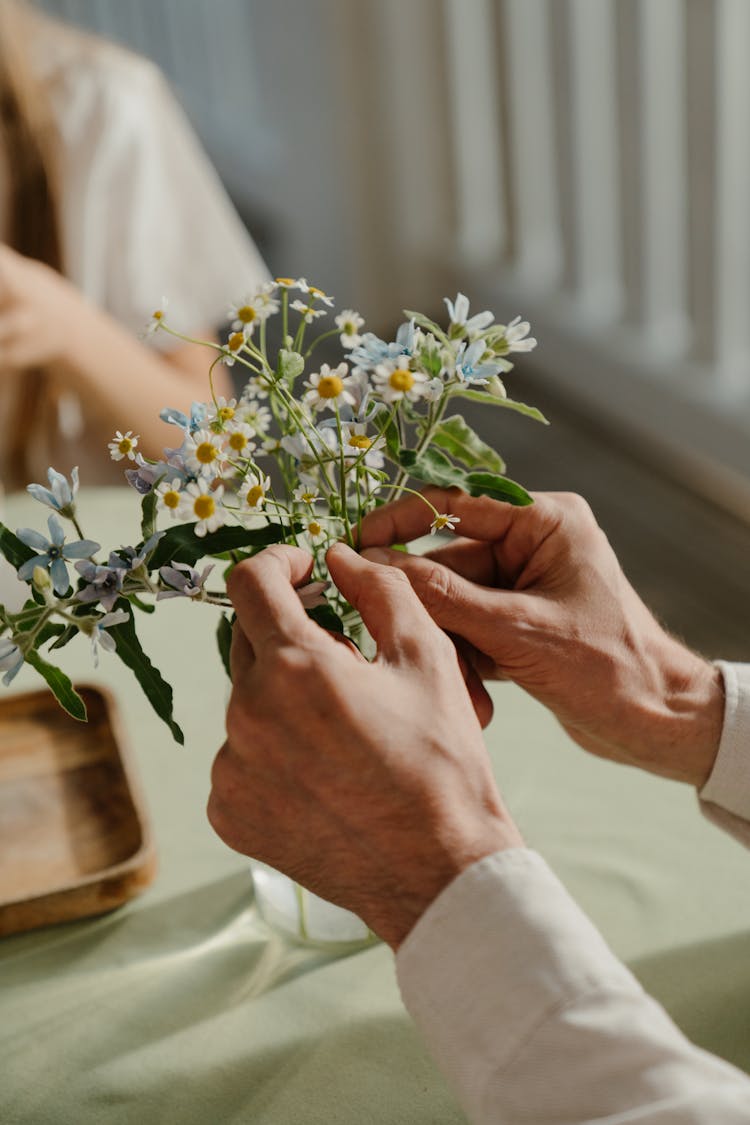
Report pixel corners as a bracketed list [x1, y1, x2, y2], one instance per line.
[0, 243, 82, 371]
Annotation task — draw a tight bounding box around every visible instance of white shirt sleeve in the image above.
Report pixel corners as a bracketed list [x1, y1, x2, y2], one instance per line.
[396, 850, 750, 1124]
[699, 662, 750, 847]
[46, 36, 269, 342]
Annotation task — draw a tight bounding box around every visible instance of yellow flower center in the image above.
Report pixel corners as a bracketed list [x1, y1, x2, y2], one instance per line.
[152, 309, 164, 322]
[317, 374, 344, 399]
[237, 306, 256, 324]
[194, 495, 215, 520]
[276, 277, 295, 286]
[118, 437, 134, 455]
[309, 286, 326, 298]
[229, 431, 248, 451]
[218, 405, 235, 422]
[348, 434, 371, 449]
[196, 441, 218, 464]
[246, 485, 264, 507]
[163, 489, 180, 510]
[228, 332, 245, 352]
[389, 368, 414, 392]
[299, 491, 316, 503]
[433, 515, 450, 530]
[308, 521, 322, 537]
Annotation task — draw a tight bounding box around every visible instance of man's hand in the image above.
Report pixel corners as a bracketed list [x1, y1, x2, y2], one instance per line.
[207, 543, 522, 949]
[359, 489, 724, 788]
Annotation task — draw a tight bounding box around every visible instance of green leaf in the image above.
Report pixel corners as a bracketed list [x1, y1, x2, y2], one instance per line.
[278, 348, 305, 381]
[149, 522, 290, 572]
[449, 388, 549, 424]
[216, 613, 234, 678]
[465, 471, 533, 506]
[398, 446, 466, 489]
[24, 649, 87, 721]
[109, 603, 184, 744]
[307, 603, 345, 635]
[431, 414, 506, 474]
[382, 414, 401, 460]
[141, 491, 158, 541]
[0, 522, 35, 571]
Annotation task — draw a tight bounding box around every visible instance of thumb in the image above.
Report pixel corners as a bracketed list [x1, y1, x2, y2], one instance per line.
[326, 542, 441, 664]
[359, 546, 533, 662]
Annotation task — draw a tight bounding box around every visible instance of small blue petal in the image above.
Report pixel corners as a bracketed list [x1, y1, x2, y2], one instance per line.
[47, 514, 65, 546]
[50, 557, 70, 594]
[63, 539, 100, 559]
[26, 484, 58, 509]
[17, 555, 48, 582]
[16, 527, 49, 552]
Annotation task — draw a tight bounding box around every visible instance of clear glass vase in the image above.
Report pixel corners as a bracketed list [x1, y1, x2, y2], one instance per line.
[250, 861, 378, 950]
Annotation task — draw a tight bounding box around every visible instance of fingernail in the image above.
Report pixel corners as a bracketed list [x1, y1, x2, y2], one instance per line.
[362, 547, 393, 565]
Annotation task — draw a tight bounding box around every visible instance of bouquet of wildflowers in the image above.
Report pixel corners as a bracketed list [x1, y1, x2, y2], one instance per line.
[0, 281, 545, 742]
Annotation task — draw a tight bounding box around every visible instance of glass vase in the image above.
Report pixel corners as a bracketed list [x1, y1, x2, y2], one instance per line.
[249, 861, 378, 950]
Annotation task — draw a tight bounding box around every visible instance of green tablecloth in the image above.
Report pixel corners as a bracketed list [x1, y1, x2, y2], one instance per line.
[1, 488, 749, 1124]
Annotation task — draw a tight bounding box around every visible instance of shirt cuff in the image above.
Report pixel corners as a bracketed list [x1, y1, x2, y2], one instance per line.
[699, 662, 750, 822]
[395, 849, 640, 1098]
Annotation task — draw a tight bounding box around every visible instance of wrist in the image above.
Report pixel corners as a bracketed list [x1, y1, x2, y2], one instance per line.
[626, 633, 724, 787]
[364, 815, 524, 951]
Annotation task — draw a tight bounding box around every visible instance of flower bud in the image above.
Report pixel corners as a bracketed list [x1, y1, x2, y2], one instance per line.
[32, 566, 53, 596]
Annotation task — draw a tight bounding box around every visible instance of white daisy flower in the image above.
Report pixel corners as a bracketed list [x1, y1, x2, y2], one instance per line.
[240, 376, 269, 401]
[155, 477, 185, 519]
[238, 472, 272, 511]
[143, 297, 168, 339]
[185, 429, 225, 476]
[306, 519, 326, 541]
[293, 484, 321, 505]
[303, 363, 357, 412]
[430, 513, 460, 534]
[238, 403, 272, 435]
[223, 421, 257, 458]
[275, 276, 309, 291]
[307, 285, 335, 308]
[291, 299, 326, 324]
[206, 397, 238, 425]
[335, 308, 365, 348]
[372, 361, 429, 404]
[222, 331, 247, 366]
[182, 480, 226, 537]
[108, 430, 139, 461]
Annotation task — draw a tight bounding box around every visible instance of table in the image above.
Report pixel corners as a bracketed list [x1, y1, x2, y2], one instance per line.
[1, 488, 749, 1124]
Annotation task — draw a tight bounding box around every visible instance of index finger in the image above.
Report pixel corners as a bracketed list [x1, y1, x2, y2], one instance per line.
[358, 487, 532, 547]
[227, 545, 316, 652]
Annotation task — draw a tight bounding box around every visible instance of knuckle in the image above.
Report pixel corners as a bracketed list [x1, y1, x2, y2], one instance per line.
[412, 560, 456, 614]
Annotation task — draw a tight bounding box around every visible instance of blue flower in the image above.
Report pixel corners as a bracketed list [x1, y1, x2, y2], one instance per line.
[349, 320, 416, 370]
[26, 467, 79, 518]
[16, 515, 100, 595]
[454, 339, 509, 386]
[125, 454, 169, 495]
[74, 561, 125, 612]
[157, 561, 214, 600]
[108, 532, 164, 574]
[159, 402, 207, 433]
[89, 610, 129, 667]
[0, 638, 23, 685]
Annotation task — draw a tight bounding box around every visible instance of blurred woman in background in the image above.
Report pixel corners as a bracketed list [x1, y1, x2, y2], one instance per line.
[0, 0, 267, 490]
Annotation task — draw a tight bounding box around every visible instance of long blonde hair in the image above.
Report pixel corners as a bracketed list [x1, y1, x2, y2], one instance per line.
[0, 0, 62, 485]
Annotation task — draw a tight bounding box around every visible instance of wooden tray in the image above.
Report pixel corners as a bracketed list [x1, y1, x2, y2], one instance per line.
[0, 685, 156, 937]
